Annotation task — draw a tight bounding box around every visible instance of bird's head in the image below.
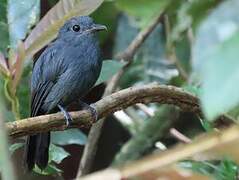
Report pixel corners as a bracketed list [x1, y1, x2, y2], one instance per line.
[58, 16, 107, 41]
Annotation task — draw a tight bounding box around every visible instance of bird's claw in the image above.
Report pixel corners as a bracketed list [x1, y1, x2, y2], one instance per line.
[57, 104, 73, 127]
[79, 101, 98, 123]
[88, 104, 98, 123]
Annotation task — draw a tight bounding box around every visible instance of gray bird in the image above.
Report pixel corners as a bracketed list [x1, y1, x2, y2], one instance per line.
[24, 16, 106, 171]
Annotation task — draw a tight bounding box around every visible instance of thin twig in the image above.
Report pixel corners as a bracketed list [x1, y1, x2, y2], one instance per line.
[136, 103, 155, 117]
[170, 128, 192, 143]
[114, 14, 163, 61]
[7, 84, 204, 138]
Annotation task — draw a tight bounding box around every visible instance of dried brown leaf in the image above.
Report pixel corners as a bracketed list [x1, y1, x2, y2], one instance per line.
[0, 52, 9, 76]
[24, 0, 104, 58]
[11, 42, 25, 92]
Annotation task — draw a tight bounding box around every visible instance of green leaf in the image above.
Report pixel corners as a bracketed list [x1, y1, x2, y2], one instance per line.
[96, 60, 124, 85]
[193, 0, 239, 120]
[171, 0, 220, 42]
[0, 0, 7, 22]
[17, 64, 32, 118]
[49, 144, 70, 164]
[0, 0, 9, 53]
[7, 0, 40, 49]
[179, 160, 215, 177]
[51, 128, 87, 146]
[180, 159, 239, 180]
[9, 142, 24, 155]
[199, 118, 213, 132]
[24, 0, 104, 58]
[33, 144, 67, 175]
[215, 159, 238, 180]
[34, 163, 62, 175]
[116, 0, 171, 27]
[33, 143, 66, 175]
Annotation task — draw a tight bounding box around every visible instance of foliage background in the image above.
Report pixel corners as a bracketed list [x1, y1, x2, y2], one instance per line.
[1, 0, 239, 179]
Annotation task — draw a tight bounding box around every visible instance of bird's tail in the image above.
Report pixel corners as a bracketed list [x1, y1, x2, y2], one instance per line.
[24, 132, 50, 171]
[24, 81, 54, 171]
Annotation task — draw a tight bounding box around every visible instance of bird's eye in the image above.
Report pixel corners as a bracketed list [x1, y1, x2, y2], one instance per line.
[72, 25, 80, 32]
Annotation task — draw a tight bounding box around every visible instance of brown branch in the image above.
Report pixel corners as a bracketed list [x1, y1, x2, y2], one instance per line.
[7, 84, 202, 138]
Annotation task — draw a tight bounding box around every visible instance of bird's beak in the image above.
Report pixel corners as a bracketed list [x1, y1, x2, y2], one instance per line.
[92, 24, 107, 32]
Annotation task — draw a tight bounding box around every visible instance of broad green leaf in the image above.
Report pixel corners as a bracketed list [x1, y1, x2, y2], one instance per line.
[0, 0, 7, 22]
[179, 160, 215, 177]
[24, 0, 104, 58]
[34, 163, 62, 175]
[180, 159, 238, 180]
[96, 60, 124, 85]
[171, 0, 220, 42]
[9, 142, 24, 155]
[49, 144, 70, 164]
[215, 159, 238, 180]
[17, 64, 31, 118]
[0, 0, 9, 53]
[116, 0, 171, 27]
[52, 128, 87, 146]
[34, 144, 66, 175]
[193, 0, 239, 120]
[200, 35, 239, 119]
[0, 23, 9, 54]
[7, 0, 40, 49]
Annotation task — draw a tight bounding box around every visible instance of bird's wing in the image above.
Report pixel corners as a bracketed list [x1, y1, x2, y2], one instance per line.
[30, 45, 65, 116]
[30, 81, 54, 116]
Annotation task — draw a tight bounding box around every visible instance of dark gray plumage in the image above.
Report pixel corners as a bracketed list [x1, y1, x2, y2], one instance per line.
[24, 16, 106, 171]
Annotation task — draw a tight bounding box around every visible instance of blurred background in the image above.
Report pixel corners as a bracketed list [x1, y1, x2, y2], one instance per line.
[1, 0, 239, 179]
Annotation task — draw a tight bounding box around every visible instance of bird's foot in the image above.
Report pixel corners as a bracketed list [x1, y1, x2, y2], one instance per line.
[57, 104, 73, 127]
[79, 101, 98, 123]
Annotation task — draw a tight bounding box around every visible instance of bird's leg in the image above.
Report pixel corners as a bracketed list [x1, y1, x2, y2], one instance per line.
[79, 100, 98, 122]
[57, 104, 73, 127]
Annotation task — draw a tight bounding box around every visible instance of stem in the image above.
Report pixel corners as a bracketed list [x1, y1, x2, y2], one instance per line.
[4, 78, 20, 120]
